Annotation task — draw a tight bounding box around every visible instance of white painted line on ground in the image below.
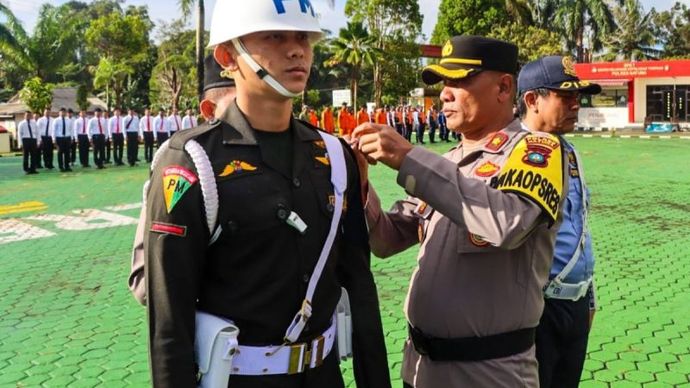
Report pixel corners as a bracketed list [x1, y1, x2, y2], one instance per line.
[565, 134, 575, 138]
[583, 134, 593, 138]
[104, 203, 142, 211]
[640, 135, 651, 139]
[620, 135, 631, 138]
[659, 136, 671, 139]
[601, 135, 611, 138]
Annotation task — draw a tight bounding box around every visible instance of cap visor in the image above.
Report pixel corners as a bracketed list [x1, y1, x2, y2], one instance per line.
[421, 64, 478, 85]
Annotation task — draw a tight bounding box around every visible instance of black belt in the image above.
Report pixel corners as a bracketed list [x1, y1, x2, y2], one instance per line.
[408, 324, 535, 362]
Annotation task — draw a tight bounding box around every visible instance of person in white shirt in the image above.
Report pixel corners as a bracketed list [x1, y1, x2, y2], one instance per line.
[124, 108, 140, 166]
[167, 108, 182, 135]
[88, 108, 108, 169]
[153, 109, 169, 148]
[73, 110, 91, 167]
[18, 111, 39, 174]
[68, 109, 77, 164]
[109, 108, 125, 165]
[139, 107, 155, 162]
[36, 108, 55, 169]
[52, 107, 73, 171]
[181, 108, 197, 130]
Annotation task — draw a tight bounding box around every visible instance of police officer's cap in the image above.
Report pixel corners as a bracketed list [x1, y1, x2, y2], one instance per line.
[203, 55, 235, 92]
[518, 55, 601, 95]
[422, 36, 518, 85]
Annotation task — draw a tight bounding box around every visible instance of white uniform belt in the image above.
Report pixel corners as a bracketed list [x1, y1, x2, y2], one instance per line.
[544, 277, 591, 301]
[230, 318, 336, 376]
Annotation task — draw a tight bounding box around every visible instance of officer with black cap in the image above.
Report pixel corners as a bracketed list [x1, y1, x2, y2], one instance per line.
[199, 54, 236, 121]
[353, 35, 568, 387]
[518, 55, 600, 388]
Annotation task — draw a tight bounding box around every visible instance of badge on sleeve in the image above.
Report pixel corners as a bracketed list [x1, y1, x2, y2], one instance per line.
[474, 161, 500, 177]
[492, 133, 563, 222]
[162, 166, 198, 213]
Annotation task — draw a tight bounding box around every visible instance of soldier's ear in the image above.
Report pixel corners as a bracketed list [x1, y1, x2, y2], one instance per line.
[199, 99, 216, 120]
[524, 91, 539, 113]
[214, 45, 239, 72]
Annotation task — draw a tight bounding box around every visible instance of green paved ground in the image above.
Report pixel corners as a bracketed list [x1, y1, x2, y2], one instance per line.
[1, 137, 689, 387]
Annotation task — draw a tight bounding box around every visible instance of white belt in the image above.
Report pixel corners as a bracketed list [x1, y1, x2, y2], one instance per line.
[230, 318, 336, 376]
[544, 277, 591, 301]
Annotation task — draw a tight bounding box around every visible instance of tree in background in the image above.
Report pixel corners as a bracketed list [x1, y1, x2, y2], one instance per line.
[76, 84, 89, 112]
[178, 0, 206, 101]
[0, 3, 81, 87]
[149, 20, 197, 111]
[553, 0, 618, 62]
[489, 23, 564, 65]
[19, 77, 53, 113]
[345, 0, 422, 106]
[431, 0, 508, 43]
[85, 8, 152, 109]
[326, 21, 379, 111]
[600, 0, 659, 61]
[652, 2, 690, 58]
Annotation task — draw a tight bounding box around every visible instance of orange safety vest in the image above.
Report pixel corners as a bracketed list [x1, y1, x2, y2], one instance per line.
[321, 109, 334, 134]
[375, 110, 386, 124]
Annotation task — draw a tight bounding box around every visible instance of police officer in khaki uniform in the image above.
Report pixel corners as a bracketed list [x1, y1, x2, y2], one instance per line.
[143, 2, 390, 387]
[518, 56, 601, 388]
[353, 35, 568, 387]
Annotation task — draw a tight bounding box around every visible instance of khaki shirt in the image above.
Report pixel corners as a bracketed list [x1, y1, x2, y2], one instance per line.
[366, 119, 567, 387]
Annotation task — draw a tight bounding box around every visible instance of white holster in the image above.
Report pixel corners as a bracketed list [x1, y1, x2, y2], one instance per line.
[195, 312, 240, 388]
[336, 287, 353, 360]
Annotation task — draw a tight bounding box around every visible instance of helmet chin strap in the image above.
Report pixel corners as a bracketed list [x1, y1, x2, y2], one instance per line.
[231, 38, 302, 99]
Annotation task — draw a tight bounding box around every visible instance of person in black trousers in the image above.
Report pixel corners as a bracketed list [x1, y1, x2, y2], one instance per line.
[18, 111, 39, 174]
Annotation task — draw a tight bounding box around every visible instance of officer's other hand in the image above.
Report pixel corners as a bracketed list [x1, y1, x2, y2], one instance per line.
[352, 123, 413, 170]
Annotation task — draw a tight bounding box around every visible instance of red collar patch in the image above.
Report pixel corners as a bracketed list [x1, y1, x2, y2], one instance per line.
[485, 132, 509, 152]
[474, 161, 500, 177]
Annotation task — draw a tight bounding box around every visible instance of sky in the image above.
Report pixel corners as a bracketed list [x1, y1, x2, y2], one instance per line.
[3, 0, 689, 42]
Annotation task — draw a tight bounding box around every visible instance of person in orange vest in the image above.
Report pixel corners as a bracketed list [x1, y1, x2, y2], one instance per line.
[321, 106, 335, 134]
[374, 107, 386, 125]
[337, 102, 349, 136]
[357, 106, 370, 126]
[308, 107, 319, 127]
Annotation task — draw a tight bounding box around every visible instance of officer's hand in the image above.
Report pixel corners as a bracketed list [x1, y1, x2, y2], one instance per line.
[352, 123, 413, 171]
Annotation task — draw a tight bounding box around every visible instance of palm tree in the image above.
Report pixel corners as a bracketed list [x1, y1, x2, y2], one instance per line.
[553, 0, 619, 62]
[600, 0, 660, 61]
[178, 0, 204, 100]
[325, 22, 379, 111]
[0, 3, 35, 76]
[505, 0, 533, 25]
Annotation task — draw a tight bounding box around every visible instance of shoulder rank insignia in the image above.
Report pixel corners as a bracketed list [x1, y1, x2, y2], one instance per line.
[163, 166, 198, 213]
[474, 161, 500, 177]
[492, 133, 564, 223]
[485, 131, 509, 152]
[219, 160, 258, 177]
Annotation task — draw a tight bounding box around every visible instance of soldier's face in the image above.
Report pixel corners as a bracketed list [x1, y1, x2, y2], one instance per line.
[536, 90, 581, 134]
[229, 30, 313, 98]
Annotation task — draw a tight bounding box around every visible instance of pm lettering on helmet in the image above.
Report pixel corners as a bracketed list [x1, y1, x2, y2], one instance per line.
[273, 0, 316, 17]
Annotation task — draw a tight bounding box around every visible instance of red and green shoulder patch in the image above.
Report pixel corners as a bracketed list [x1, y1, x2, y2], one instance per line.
[162, 166, 198, 213]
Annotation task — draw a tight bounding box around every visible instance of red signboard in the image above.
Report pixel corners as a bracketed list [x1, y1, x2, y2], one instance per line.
[575, 60, 690, 80]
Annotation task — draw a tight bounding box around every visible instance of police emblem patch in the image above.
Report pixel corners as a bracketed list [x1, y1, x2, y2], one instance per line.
[485, 132, 508, 152]
[521, 135, 559, 167]
[218, 160, 258, 177]
[162, 166, 198, 213]
[475, 161, 500, 177]
[469, 233, 490, 247]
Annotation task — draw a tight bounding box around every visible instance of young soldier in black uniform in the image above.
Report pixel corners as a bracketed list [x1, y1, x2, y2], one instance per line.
[142, 1, 390, 387]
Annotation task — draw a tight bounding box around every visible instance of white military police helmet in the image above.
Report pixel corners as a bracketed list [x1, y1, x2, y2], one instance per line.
[208, 0, 323, 47]
[208, 0, 324, 98]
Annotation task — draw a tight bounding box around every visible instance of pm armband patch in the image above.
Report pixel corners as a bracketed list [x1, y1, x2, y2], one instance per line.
[492, 134, 563, 222]
[162, 166, 198, 213]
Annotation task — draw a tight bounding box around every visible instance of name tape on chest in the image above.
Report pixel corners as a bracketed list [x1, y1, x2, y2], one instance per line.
[492, 134, 563, 222]
[163, 166, 199, 213]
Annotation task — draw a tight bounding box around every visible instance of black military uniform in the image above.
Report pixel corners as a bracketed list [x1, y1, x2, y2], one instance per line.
[144, 101, 390, 387]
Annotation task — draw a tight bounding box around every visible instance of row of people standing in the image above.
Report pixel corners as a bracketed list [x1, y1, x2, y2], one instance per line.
[303, 103, 455, 144]
[17, 107, 199, 174]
